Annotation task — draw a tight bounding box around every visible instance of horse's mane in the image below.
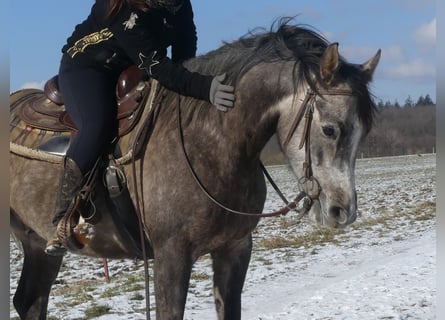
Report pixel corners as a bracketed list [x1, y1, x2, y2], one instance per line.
[182, 17, 376, 133]
[187, 17, 326, 89]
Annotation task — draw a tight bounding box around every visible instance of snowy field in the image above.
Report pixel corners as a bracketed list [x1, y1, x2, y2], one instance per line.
[10, 154, 436, 320]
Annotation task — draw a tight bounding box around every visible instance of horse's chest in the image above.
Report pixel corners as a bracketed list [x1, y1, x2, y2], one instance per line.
[193, 216, 258, 252]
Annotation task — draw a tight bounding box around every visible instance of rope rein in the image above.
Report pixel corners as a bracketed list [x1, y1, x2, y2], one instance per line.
[176, 94, 313, 218]
[175, 85, 355, 218]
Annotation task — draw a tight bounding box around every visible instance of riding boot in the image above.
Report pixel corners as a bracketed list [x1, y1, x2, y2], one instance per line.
[45, 157, 84, 256]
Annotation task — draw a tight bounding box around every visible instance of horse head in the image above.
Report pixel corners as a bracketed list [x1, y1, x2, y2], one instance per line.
[185, 20, 380, 228]
[277, 42, 381, 228]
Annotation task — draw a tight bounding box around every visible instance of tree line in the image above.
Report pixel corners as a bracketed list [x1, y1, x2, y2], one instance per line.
[261, 94, 436, 164]
[358, 94, 436, 158]
[376, 94, 434, 109]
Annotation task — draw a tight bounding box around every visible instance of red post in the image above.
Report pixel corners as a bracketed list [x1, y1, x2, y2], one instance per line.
[103, 258, 110, 282]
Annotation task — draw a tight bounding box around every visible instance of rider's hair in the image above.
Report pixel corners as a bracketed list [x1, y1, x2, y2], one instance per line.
[105, 0, 149, 22]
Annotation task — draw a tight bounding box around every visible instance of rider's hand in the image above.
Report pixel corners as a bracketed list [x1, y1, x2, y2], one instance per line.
[209, 73, 235, 112]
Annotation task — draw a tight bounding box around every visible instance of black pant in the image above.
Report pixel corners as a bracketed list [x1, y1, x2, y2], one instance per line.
[58, 62, 119, 174]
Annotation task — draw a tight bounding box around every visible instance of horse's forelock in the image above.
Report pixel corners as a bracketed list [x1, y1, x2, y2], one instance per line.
[338, 63, 377, 134]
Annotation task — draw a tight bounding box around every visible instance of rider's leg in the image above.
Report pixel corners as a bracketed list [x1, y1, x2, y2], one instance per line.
[45, 62, 118, 256]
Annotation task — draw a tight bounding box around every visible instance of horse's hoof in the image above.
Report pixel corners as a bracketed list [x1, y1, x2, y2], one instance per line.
[44, 241, 67, 256]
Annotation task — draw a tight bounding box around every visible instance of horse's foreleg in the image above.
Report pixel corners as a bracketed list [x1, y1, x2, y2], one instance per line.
[211, 235, 252, 320]
[11, 212, 63, 320]
[152, 240, 193, 320]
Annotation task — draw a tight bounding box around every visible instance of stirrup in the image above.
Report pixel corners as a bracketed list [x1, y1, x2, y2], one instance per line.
[45, 237, 67, 256]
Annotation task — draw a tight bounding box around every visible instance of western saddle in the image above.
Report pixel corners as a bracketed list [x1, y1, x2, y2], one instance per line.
[18, 65, 149, 139]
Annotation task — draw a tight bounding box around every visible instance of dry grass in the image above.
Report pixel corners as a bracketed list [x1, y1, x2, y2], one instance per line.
[84, 304, 111, 319]
[256, 200, 435, 251]
[256, 227, 343, 250]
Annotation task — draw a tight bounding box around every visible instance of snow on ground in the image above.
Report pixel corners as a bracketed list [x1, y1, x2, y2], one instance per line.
[10, 154, 436, 319]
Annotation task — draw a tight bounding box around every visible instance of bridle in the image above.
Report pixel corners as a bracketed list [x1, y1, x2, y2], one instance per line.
[283, 87, 355, 177]
[176, 85, 355, 218]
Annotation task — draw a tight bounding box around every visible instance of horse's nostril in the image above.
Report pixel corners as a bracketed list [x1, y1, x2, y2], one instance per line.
[329, 206, 348, 225]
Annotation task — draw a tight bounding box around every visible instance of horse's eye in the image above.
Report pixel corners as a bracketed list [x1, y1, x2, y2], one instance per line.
[322, 126, 336, 138]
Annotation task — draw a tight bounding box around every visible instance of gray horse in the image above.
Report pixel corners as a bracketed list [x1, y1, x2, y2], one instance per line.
[10, 21, 380, 320]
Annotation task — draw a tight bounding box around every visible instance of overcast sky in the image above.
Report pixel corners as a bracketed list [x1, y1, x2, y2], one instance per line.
[10, 0, 436, 104]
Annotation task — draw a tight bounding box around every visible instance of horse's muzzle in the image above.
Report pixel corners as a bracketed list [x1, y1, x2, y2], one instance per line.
[312, 198, 357, 228]
[327, 202, 357, 227]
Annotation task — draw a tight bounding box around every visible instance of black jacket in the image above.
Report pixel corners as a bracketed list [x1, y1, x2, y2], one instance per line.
[61, 0, 212, 101]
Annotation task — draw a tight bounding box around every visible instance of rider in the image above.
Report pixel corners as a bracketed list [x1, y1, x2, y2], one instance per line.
[45, 0, 236, 255]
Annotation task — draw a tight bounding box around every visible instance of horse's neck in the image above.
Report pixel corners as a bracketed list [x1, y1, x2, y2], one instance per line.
[227, 64, 291, 157]
[159, 95, 276, 173]
[163, 61, 292, 168]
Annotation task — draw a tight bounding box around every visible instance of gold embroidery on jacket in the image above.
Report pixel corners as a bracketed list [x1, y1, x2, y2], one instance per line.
[66, 28, 114, 58]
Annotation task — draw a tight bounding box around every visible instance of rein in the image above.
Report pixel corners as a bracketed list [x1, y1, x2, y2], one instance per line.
[175, 85, 355, 219]
[176, 94, 313, 218]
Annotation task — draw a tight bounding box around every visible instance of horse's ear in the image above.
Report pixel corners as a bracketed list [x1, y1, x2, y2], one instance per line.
[360, 49, 381, 82]
[320, 43, 340, 84]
